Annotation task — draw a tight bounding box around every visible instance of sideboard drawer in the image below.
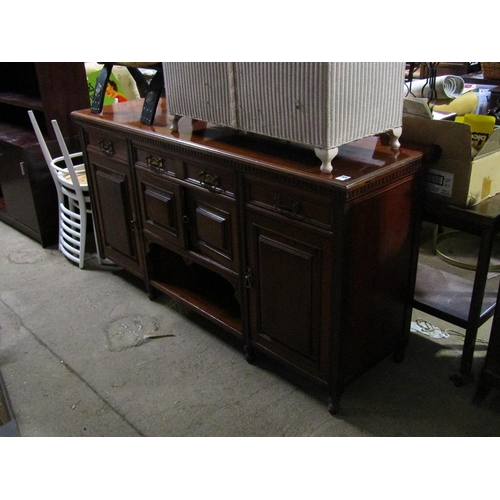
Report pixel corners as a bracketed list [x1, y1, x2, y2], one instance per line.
[245, 177, 333, 230]
[133, 145, 183, 177]
[184, 161, 236, 198]
[86, 131, 128, 162]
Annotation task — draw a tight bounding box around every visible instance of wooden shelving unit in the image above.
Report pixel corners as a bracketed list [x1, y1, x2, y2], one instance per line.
[0, 62, 90, 246]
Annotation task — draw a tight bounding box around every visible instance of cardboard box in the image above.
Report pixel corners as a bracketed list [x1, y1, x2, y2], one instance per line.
[402, 115, 500, 207]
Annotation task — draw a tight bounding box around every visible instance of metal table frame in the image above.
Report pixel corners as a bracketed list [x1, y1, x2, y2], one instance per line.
[413, 194, 500, 385]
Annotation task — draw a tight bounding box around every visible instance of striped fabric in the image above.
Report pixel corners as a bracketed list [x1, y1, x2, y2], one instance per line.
[163, 62, 405, 150]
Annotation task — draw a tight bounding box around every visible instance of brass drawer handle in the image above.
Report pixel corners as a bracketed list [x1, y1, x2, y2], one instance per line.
[199, 170, 220, 191]
[146, 154, 164, 172]
[273, 194, 301, 218]
[98, 139, 115, 156]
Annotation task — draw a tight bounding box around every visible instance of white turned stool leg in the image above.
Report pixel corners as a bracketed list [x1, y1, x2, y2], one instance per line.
[170, 114, 181, 132]
[388, 127, 402, 150]
[315, 147, 339, 174]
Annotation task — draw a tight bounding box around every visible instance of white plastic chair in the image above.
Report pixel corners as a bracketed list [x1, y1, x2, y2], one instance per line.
[28, 110, 101, 268]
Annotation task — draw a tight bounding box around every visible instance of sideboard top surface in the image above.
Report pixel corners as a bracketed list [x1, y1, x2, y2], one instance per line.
[72, 99, 428, 191]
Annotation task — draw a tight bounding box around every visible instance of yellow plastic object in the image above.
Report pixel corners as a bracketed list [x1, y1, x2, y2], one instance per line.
[433, 91, 478, 115]
[456, 113, 496, 156]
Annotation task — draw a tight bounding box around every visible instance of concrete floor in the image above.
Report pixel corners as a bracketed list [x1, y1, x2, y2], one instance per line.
[1, 220, 500, 437]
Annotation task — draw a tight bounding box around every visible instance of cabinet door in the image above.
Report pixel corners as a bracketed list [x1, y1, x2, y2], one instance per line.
[0, 146, 38, 232]
[135, 167, 185, 248]
[184, 188, 239, 274]
[246, 211, 331, 381]
[89, 155, 143, 277]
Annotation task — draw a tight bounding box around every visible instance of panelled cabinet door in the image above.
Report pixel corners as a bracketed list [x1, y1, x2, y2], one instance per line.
[245, 211, 332, 381]
[90, 156, 143, 277]
[0, 148, 39, 231]
[135, 167, 185, 249]
[184, 188, 239, 274]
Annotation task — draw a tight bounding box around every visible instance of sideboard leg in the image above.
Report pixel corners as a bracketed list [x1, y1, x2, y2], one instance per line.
[327, 396, 340, 415]
[244, 345, 256, 364]
[327, 383, 342, 415]
[147, 286, 158, 301]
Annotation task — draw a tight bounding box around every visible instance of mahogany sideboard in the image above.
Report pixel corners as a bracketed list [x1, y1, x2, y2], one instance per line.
[72, 99, 428, 414]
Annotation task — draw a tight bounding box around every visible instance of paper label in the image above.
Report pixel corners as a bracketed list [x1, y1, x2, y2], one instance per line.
[426, 168, 454, 197]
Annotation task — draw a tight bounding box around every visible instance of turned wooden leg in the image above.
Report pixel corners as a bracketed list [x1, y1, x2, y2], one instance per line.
[244, 345, 256, 364]
[328, 396, 340, 415]
[314, 147, 339, 174]
[327, 383, 342, 415]
[146, 285, 158, 300]
[388, 127, 402, 150]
